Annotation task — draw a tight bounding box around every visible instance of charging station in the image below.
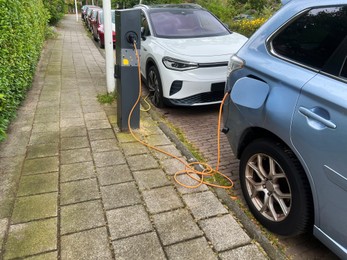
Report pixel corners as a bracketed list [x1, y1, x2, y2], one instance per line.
[115, 9, 141, 132]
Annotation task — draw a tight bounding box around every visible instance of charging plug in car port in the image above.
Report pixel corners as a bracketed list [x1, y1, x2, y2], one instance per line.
[126, 31, 138, 44]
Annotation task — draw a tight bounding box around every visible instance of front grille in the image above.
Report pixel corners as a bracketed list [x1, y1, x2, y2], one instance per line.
[169, 91, 224, 105]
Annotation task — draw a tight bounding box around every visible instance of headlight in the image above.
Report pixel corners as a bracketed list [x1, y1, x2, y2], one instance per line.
[227, 55, 244, 77]
[162, 57, 198, 71]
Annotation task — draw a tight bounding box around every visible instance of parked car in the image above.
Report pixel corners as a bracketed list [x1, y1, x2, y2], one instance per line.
[133, 4, 247, 107]
[85, 6, 101, 31]
[81, 5, 97, 20]
[223, 0, 347, 258]
[90, 9, 116, 48]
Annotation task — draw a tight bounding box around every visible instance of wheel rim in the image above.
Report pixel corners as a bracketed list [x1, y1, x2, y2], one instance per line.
[245, 153, 292, 222]
[147, 69, 161, 106]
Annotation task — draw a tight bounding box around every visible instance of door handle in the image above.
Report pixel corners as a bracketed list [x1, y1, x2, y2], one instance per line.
[299, 107, 336, 129]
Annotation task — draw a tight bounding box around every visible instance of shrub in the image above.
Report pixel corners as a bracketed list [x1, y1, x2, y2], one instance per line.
[229, 17, 267, 37]
[43, 0, 65, 25]
[0, 0, 49, 141]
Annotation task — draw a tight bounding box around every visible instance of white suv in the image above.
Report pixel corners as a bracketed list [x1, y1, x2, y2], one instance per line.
[134, 4, 247, 107]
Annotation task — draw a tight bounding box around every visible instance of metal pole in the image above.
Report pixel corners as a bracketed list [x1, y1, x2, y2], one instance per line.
[103, 0, 115, 93]
[74, 0, 79, 22]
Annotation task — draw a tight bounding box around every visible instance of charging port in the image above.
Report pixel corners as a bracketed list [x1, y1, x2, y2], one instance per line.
[126, 31, 138, 44]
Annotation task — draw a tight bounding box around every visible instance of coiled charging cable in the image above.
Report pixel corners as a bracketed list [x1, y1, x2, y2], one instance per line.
[128, 41, 233, 190]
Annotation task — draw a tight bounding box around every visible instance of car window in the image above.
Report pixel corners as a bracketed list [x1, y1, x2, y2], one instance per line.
[141, 13, 150, 36]
[149, 9, 229, 38]
[271, 6, 347, 70]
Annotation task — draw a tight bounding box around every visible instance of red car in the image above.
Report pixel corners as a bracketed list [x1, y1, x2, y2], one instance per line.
[81, 5, 97, 20]
[90, 10, 116, 48]
[86, 6, 101, 31]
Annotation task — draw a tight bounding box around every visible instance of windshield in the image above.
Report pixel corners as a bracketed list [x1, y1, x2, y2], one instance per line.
[149, 9, 230, 38]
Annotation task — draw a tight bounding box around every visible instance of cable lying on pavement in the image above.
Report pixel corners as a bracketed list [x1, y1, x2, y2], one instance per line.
[129, 41, 234, 190]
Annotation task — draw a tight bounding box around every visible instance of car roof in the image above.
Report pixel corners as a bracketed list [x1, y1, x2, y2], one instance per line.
[134, 3, 203, 10]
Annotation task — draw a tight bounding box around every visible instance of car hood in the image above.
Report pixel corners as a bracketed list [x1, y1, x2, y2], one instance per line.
[154, 33, 248, 58]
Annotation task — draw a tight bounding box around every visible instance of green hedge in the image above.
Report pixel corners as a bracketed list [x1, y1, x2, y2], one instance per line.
[0, 0, 49, 141]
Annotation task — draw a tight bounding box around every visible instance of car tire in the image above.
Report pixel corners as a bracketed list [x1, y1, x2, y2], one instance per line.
[239, 138, 313, 236]
[147, 65, 164, 108]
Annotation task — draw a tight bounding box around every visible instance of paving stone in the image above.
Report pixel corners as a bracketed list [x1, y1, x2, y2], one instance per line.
[82, 105, 104, 113]
[90, 139, 119, 153]
[219, 244, 267, 260]
[146, 134, 172, 146]
[17, 172, 58, 196]
[120, 142, 148, 156]
[24, 251, 57, 260]
[88, 128, 115, 141]
[86, 120, 110, 130]
[32, 122, 59, 133]
[107, 205, 152, 240]
[34, 111, 59, 123]
[84, 112, 108, 121]
[115, 132, 136, 143]
[60, 161, 96, 182]
[27, 143, 59, 159]
[153, 208, 203, 246]
[0, 157, 24, 218]
[142, 186, 184, 214]
[61, 200, 105, 235]
[12, 192, 57, 224]
[29, 131, 59, 145]
[60, 148, 92, 164]
[60, 118, 85, 128]
[174, 173, 209, 194]
[96, 164, 133, 186]
[133, 169, 171, 190]
[183, 191, 228, 220]
[0, 218, 8, 250]
[165, 237, 217, 260]
[150, 144, 183, 160]
[160, 158, 186, 176]
[199, 215, 251, 252]
[61, 136, 89, 150]
[23, 156, 59, 175]
[4, 218, 57, 259]
[61, 126, 87, 138]
[113, 232, 166, 260]
[100, 182, 141, 210]
[60, 179, 100, 205]
[93, 150, 126, 168]
[61, 227, 112, 260]
[126, 154, 159, 171]
[0, 132, 30, 157]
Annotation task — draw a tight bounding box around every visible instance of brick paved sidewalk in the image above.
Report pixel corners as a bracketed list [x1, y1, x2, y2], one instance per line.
[0, 14, 268, 259]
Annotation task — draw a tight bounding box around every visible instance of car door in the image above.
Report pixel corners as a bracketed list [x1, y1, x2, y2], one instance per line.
[291, 6, 347, 253]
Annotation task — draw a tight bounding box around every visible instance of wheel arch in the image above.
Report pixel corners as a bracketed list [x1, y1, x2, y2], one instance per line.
[237, 126, 317, 229]
[145, 57, 159, 79]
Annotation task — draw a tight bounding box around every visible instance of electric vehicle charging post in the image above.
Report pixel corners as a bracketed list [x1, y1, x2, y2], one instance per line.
[115, 9, 141, 132]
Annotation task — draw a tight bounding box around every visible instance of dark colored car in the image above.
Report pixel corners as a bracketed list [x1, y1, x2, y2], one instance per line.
[90, 10, 116, 48]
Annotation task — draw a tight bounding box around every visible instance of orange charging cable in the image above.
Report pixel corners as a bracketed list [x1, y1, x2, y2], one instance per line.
[128, 41, 233, 190]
